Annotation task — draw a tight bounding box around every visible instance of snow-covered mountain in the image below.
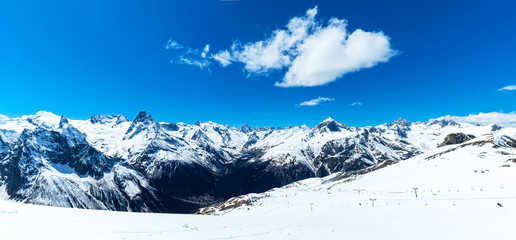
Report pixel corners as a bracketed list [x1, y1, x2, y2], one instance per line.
[199, 126, 516, 216]
[1, 124, 513, 240]
[0, 110, 514, 213]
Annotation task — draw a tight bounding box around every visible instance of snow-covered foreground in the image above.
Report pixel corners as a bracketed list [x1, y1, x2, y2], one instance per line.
[0, 193, 515, 240]
[2, 132, 516, 239]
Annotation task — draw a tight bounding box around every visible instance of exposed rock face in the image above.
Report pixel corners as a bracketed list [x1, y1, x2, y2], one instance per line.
[90, 114, 129, 125]
[240, 124, 253, 134]
[497, 136, 516, 148]
[438, 133, 476, 147]
[491, 124, 503, 132]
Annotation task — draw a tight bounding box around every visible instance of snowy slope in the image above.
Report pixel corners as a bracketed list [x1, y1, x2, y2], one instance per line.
[69, 114, 131, 157]
[1, 196, 513, 240]
[201, 128, 516, 216]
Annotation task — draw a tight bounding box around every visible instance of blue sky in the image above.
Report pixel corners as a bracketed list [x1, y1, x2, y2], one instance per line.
[0, 0, 515, 127]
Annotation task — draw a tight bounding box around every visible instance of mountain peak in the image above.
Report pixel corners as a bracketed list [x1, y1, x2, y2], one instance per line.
[315, 117, 348, 132]
[34, 110, 57, 118]
[25, 111, 60, 129]
[124, 111, 157, 140]
[428, 119, 460, 127]
[322, 117, 335, 123]
[240, 123, 253, 133]
[394, 118, 410, 124]
[59, 115, 69, 128]
[133, 111, 154, 123]
[491, 124, 503, 132]
[90, 114, 129, 125]
[388, 118, 412, 128]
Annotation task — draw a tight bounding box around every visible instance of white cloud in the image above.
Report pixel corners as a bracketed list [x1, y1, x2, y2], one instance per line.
[165, 38, 183, 50]
[297, 97, 335, 107]
[168, 6, 396, 87]
[278, 21, 395, 87]
[223, 7, 318, 74]
[498, 85, 516, 91]
[349, 102, 362, 106]
[178, 57, 210, 69]
[201, 44, 210, 58]
[167, 40, 211, 69]
[213, 50, 232, 67]
[436, 112, 516, 128]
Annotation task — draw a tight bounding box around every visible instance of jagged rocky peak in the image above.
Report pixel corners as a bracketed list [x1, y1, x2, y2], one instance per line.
[59, 115, 69, 128]
[90, 114, 129, 125]
[133, 110, 154, 123]
[124, 111, 157, 139]
[243, 131, 259, 148]
[58, 115, 87, 142]
[278, 125, 294, 130]
[256, 126, 275, 131]
[240, 123, 253, 133]
[314, 117, 350, 132]
[385, 118, 412, 138]
[191, 129, 211, 142]
[428, 119, 460, 127]
[388, 118, 412, 127]
[491, 124, 503, 132]
[438, 133, 475, 147]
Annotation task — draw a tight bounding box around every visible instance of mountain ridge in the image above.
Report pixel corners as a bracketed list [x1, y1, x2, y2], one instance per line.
[0, 111, 514, 213]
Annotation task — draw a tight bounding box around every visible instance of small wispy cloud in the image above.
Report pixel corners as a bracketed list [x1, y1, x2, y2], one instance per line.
[165, 38, 183, 50]
[166, 38, 211, 70]
[498, 85, 516, 91]
[178, 56, 210, 69]
[349, 102, 362, 106]
[297, 97, 335, 107]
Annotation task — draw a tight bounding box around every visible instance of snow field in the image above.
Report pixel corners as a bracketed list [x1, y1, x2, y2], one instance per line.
[1, 189, 515, 240]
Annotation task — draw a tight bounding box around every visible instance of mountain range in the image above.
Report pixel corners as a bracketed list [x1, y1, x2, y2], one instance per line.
[0, 111, 514, 213]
